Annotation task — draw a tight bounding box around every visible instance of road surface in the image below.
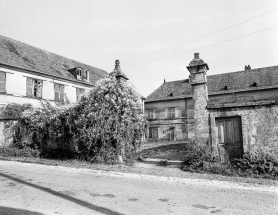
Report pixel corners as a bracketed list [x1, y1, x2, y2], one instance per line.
[0, 161, 277, 215]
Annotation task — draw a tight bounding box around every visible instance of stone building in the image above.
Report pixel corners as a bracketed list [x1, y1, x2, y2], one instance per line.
[145, 53, 278, 161]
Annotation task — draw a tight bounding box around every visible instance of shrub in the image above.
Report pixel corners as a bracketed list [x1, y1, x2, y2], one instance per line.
[0, 77, 146, 163]
[71, 78, 146, 162]
[0, 146, 40, 158]
[183, 139, 218, 169]
[232, 148, 278, 177]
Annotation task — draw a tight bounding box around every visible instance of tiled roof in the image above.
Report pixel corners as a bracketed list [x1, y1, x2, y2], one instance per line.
[0, 35, 107, 85]
[146, 65, 278, 102]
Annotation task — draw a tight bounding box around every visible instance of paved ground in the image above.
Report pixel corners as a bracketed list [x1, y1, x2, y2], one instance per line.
[0, 161, 277, 215]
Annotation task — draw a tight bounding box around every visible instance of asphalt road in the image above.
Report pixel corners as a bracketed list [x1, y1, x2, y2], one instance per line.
[0, 161, 277, 215]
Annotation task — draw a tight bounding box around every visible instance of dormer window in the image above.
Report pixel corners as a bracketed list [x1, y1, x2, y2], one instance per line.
[76, 68, 82, 80]
[222, 86, 228, 90]
[250, 82, 257, 87]
[68, 67, 86, 81]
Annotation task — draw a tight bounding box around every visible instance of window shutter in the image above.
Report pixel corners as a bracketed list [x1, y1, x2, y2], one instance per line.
[60, 92, 64, 101]
[37, 80, 43, 98]
[26, 78, 33, 96]
[0, 72, 6, 93]
[54, 84, 59, 100]
[60, 85, 64, 101]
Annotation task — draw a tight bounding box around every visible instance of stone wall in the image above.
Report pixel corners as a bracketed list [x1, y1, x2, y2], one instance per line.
[209, 102, 278, 153]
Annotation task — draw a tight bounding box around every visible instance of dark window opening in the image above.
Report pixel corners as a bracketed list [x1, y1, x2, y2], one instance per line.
[26, 78, 43, 98]
[76, 70, 82, 80]
[149, 127, 158, 138]
[222, 86, 228, 90]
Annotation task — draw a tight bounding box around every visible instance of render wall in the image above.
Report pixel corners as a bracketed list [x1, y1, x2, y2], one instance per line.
[0, 66, 92, 107]
[209, 104, 278, 154]
[145, 98, 194, 140]
[209, 88, 278, 104]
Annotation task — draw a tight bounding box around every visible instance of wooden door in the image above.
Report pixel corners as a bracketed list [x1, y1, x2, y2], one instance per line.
[215, 117, 243, 162]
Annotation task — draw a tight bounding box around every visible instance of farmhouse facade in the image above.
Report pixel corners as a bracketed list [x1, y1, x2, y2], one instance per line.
[145, 53, 278, 161]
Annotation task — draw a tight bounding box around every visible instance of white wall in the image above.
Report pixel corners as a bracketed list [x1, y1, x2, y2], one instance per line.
[0, 66, 92, 107]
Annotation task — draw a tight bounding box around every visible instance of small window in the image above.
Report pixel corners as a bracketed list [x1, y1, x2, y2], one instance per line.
[54, 83, 65, 101]
[76, 70, 82, 80]
[167, 107, 175, 118]
[250, 82, 257, 87]
[76, 88, 85, 102]
[149, 127, 158, 139]
[222, 86, 228, 90]
[0, 71, 6, 93]
[26, 77, 43, 98]
[146, 109, 156, 119]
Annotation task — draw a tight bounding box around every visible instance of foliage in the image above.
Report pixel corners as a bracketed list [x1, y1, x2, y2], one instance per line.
[182, 139, 218, 169]
[0, 146, 40, 158]
[181, 141, 278, 179]
[0, 77, 146, 163]
[71, 78, 146, 162]
[0, 103, 32, 119]
[232, 148, 278, 177]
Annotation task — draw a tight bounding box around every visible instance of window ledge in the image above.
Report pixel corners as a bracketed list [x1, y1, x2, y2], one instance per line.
[22, 96, 44, 100]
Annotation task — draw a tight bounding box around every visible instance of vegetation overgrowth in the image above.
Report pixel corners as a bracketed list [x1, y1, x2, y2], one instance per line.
[181, 140, 278, 179]
[0, 77, 146, 163]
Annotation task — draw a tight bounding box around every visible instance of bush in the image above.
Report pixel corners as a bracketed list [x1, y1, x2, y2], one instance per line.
[232, 148, 278, 177]
[40, 148, 75, 160]
[183, 139, 218, 169]
[0, 77, 146, 163]
[0, 146, 40, 158]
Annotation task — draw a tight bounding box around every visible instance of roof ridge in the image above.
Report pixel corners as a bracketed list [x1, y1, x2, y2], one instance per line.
[164, 79, 188, 83]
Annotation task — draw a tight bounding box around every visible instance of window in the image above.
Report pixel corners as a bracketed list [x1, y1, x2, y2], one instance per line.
[26, 77, 43, 98]
[54, 83, 65, 101]
[149, 127, 158, 139]
[0, 71, 6, 93]
[76, 88, 85, 102]
[146, 109, 156, 119]
[167, 107, 175, 118]
[76, 70, 82, 80]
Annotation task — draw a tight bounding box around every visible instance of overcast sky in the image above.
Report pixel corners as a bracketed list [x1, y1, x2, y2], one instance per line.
[1, 0, 278, 97]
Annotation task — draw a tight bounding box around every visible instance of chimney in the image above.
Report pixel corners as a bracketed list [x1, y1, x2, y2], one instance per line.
[244, 65, 251, 73]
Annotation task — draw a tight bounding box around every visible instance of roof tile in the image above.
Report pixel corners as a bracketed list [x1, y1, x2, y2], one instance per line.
[0, 35, 108, 84]
[146, 65, 278, 101]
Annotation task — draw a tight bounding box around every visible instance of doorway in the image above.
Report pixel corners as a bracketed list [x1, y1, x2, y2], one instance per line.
[169, 127, 175, 141]
[215, 116, 243, 162]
